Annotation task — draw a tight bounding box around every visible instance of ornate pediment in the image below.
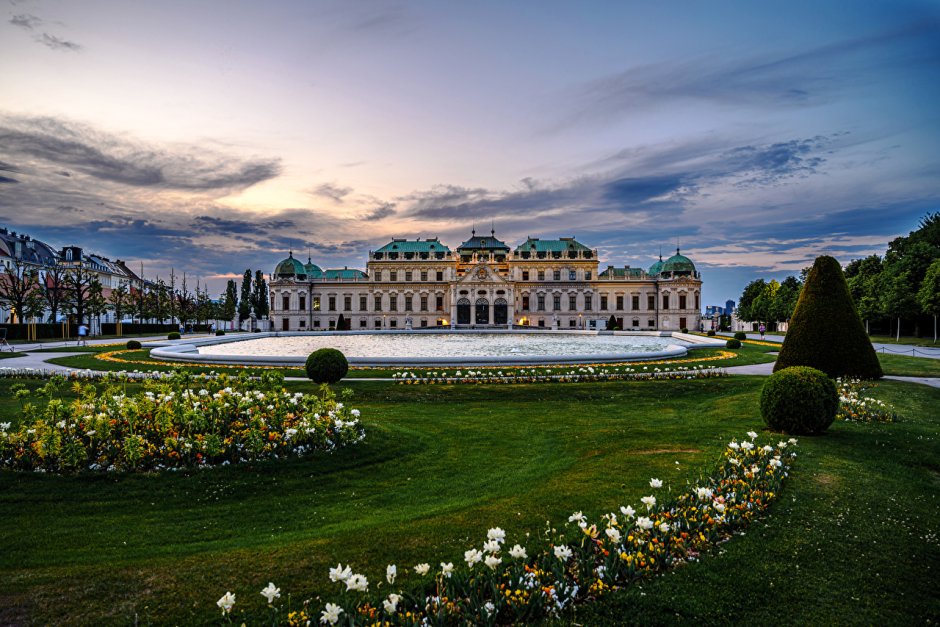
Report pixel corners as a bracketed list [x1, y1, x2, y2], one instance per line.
[456, 263, 510, 286]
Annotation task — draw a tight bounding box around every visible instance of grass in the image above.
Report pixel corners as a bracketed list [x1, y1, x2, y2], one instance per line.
[0, 351, 28, 359]
[877, 353, 940, 378]
[1, 376, 938, 624]
[869, 334, 939, 347]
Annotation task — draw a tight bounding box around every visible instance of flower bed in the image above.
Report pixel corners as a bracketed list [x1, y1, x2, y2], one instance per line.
[392, 364, 726, 385]
[213, 432, 797, 624]
[0, 371, 365, 473]
[836, 378, 900, 423]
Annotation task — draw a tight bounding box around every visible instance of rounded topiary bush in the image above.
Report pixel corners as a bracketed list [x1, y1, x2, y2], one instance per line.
[167, 332, 181, 340]
[305, 348, 349, 384]
[126, 340, 142, 350]
[680, 327, 689, 334]
[726, 339, 742, 349]
[216, 330, 226, 336]
[760, 366, 837, 434]
[707, 330, 716, 336]
[734, 331, 747, 340]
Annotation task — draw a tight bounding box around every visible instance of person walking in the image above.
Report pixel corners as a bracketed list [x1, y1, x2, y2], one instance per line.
[77, 322, 89, 346]
[758, 323, 766, 341]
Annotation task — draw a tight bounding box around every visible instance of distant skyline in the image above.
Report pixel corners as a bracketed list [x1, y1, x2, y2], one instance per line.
[1, 0, 938, 304]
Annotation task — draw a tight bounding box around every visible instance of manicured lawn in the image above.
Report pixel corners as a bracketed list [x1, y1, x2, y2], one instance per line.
[0, 351, 27, 359]
[0, 376, 937, 624]
[878, 353, 940, 377]
[869, 334, 939, 347]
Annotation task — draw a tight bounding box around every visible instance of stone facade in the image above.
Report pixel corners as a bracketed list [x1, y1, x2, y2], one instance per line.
[269, 232, 702, 332]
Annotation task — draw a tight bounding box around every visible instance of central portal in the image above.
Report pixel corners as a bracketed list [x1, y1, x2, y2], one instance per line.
[494, 297, 508, 325]
[475, 298, 489, 324]
[457, 298, 471, 325]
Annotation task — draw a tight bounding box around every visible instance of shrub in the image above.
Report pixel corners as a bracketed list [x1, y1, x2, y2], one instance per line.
[733, 331, 747, 340]
[760, 366, 837, 434]
[167, 332, 181, 340]
[680, 327, 689, 334]
[726, 339, 742, 349]
[774, 255, 882, 379]
[126, 340, 142, 350]
[216, 330, 225, 336]
[707, 330, 716, 336]
[305, 348, 349, 384]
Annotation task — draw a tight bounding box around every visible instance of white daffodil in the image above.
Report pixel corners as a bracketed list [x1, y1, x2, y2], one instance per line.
[714, 502, 726, 512]
[487, 527, 506, 544]
[483, 539, 501, 554]
[659, 522, 670, 533]
[747, 430, 758, 440]
[641, 495, 657, 511]
[696, 487, 714, 500]
[484, 554, 502, 570]
[216, 591, 235, 614]
[414, 563, 430, 576]
[329, 563, 352, 582]
[637, 516, 654, 530]
[605, 527, 622, 543]
[441, 562, 454, 578]
[649, 478, 663, 488]
[484, 601, 496, 617]
[320, 602, 343, 625]
[741, 441, 754, 451]
[509, 544, 527, 559]
[762, 445, 773, 453]
[729, 441, 740, 450]
[465, 548, 483, 566]
[554, 544, 573, 560]
[620, 505, 636, 518]
[788, 438, 798, 445]
[386, 564, 396, 584]
[568, 511, 585, 524]
[383, 593, 400, 614]
[260, 582, 280, 604]
[345, 573, 368, 592]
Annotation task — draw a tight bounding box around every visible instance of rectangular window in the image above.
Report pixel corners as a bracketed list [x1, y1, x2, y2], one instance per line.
[374, 295, 382, 311]
[359, 295, 367, 311]
[420, 296, 428, 311]
[522, 296, 530, 310]
[695, 293, 700, 310]
[359, 319, 367, 328]
[421, 319, 428, 327]
[300, 295, 307, 311]
[436, 295, 444, 311]
[375, 319, 382, 328]
[553, 294, 561, 311]
[648, 319, 655, 327]
[405, 295, 413, 311]
[326, 296, 334, 311]
[389, 295, 398, 311]
[569, 319, 576, 328]
[537, 295, 546, 311]
[679, 295, 687, 309]
[522, 270, 529, 281]
[632, 295, 640, 311]
[538, 319, 545, 327]
[436, 270, 443, 281]
[282, 295, 290, 311]
[390, 271, 398, 282]
[600, 295, 608, 310]
[569, 295, 577, 311]
[553, 270, 561, 281]
[632, 318, 639, 327]
[405, 271, 412, 281]
[299, 319, 306, 328]
[616, 295, 624, 310]
[421, 271, 428, 281]
[569, 270, 577, 281]
[585, 271, 591, 280]
[662, 295, 670, 310]
[344, 296, 351, 311]
[584, 294, 592, 311]
[390, 319, 397, 328]
[314, 319, 321, 327]
[538, 270, 545, 281]
[647, 295, 655, 310]
[270, 296, 275, 312]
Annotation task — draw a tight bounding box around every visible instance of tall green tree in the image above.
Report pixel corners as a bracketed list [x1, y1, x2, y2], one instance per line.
[880, 267, 919, 341]
[108, 282, 131, 323]
[223, 279, 238, 322]
[918, 259, 940, 342]
[252, 270, 269, 319]
[86, 277, 107, 333]
[751, 279, 779, 324]
[772, 276, 802, 324]
[845, 255, 884, 334]
[238, 270, 253, 322]
[736, 279, 766, 322]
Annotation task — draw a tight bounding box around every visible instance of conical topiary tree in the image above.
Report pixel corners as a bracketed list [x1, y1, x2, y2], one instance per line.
[774, 255, 882, 379]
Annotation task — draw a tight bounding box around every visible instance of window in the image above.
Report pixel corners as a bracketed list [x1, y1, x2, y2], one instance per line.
[299, 320, 305, 328]
[435, 295, 444, 311]
[522, 296, 530, 310]
[584, 294, 592, 311]
[569, 270, 577, 281]
[553, 294, 561, 311]
[405, 271, 412, 281]
[390, 271, 397, 282]
[299, 295, 306, 310]
[314, 320, 320, 327]
[420, 296, 428, 311]
[538, 270, 545, 281]
[389, 295, 398, 311]
[632, 319, 639, 327]
[569, 294, 577, 310]
[359, 295, 367, 311]
[616, 295, 624, 310]
[695, 293, 700, 310]
[328, 296, 336, 311]
[679, 295, 687, 309]
[374, 295, 382, 311]
[421, 271, 427, 281]
[436, 271, 443, 281]
[569, 319, 576, 327]
[375, 319, 381, 328]
[282, 295, 290, 311]
[585, 271, 592, 280]
[632, 295, 640, 311]
[537, 294, 546, 311]
[662, 294, 670, 310]
[648, 319, 655, 327]
[600, 295, 608, 310]
[647, 295, 655, 310]
[538, 319, 545, 327]
[553, 270, 561, 281]
[344, 296, 351, 311]
[360, 319, 367, 328]
[421, 319, 428, 327]
[405, 295, 413, 311]
[522, 270, 529, 281]
[390, 319, 397, 328]
[376, 270, 383, 281]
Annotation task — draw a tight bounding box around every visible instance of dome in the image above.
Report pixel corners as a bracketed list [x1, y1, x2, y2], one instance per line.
[274, 253, 307, 278]
[305, 260, 322, 277]
[661, 249, 696, 274]
[648, 258, 664, 275]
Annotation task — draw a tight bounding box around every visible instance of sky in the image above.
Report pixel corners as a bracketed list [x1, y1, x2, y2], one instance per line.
[0, 0, 938, 305]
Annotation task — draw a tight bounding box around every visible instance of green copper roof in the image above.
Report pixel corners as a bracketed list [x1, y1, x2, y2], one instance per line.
[322, 268, 368, 280]
[274, 254, 306, 276]
[599, 266, 645, 278]
[648, 259, 664, 275]
[457, 231, 510, 252]
[375, 238, 451, 254]
[514, 237, 590, 253]
[662, 250, 696, 273]
[305, 261, 323, 276]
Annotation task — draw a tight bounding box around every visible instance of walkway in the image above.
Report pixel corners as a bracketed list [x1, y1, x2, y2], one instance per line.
[716, 332, 940, 360]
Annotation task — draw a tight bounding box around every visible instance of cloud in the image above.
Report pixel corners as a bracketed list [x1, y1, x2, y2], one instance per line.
[310, 182, 353, 203]
[362, 203, 396, 221]
[9, 14, 41, 30]
[0, 114, 281, 191]
[36, 33, 82, 51]
[0, 175, 18, 184]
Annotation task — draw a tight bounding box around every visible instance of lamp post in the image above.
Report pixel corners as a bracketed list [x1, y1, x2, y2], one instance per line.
[579, 313, 583, 329]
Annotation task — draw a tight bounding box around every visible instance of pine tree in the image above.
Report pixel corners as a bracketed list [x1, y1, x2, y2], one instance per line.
[223, 279, 238, 321]
[774, 256, 882, 379]
[253, 270, 269, 318]
[238, 270, 252, 322]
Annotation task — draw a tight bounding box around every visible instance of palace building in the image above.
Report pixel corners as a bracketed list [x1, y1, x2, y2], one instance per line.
[269, 230, 702, 331]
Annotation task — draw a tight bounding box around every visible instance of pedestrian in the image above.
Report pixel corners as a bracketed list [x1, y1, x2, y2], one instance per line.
[759, 323, 766, 341]
[78, 322, 89, 346]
